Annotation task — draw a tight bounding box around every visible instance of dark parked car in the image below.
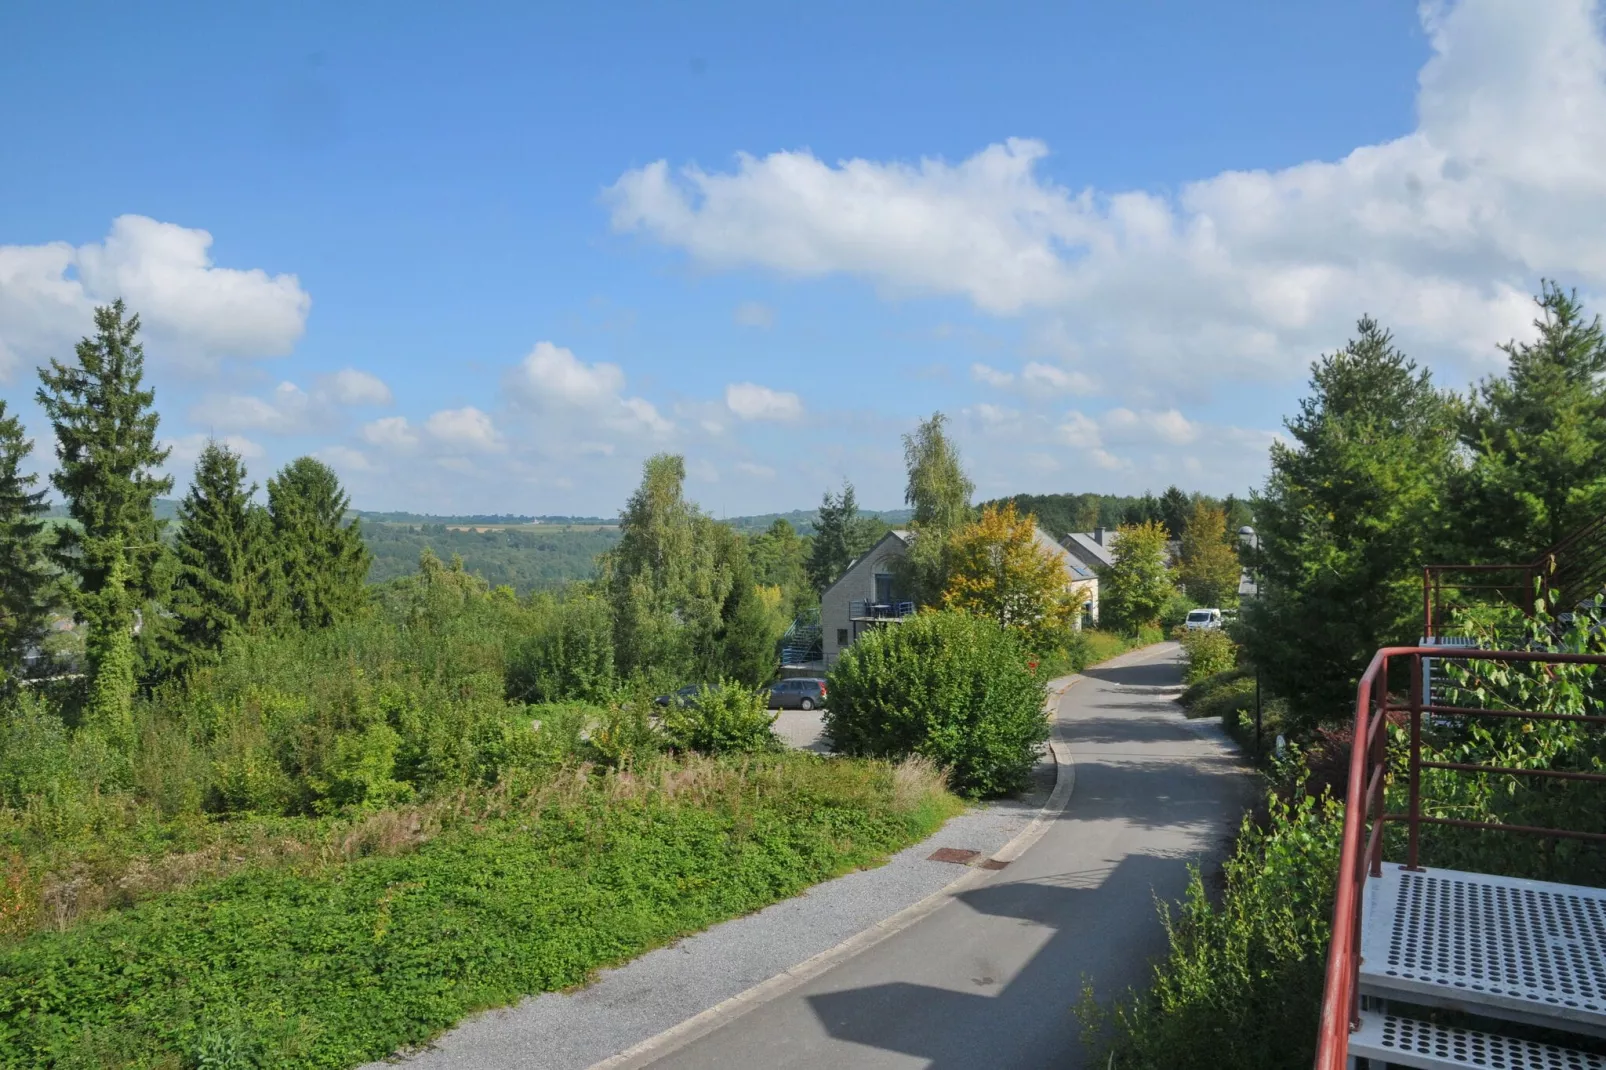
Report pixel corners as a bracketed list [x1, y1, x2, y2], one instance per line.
[767, 677, 827, 711]
[654, 685, 701, 708]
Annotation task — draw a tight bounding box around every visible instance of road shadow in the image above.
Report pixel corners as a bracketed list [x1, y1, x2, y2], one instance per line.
[805, 855, 1198, 1069]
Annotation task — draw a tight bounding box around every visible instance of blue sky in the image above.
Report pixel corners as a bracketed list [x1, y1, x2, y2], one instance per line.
[2, 1, 1600, 516]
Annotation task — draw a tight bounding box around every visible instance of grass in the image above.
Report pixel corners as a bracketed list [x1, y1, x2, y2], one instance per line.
[0, 753, 960, 1069]
[1034, 626, 1167, 679]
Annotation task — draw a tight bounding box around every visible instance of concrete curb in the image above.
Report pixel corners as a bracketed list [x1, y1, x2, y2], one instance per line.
[587, 676, 1084, 1070]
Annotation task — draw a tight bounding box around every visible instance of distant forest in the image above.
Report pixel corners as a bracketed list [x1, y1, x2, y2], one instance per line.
[981, 490, 1255, 541]
[364, 524, 621, 591]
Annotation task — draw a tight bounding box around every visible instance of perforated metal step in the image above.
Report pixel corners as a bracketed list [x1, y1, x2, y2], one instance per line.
[1351, 1010, 1606, 1070]
[1360, 865, 1606, 1035]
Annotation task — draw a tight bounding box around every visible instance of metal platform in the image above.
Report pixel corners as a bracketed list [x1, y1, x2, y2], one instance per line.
[1350, 1010, 1606, 1070]
[1360, 865, 1606, 1036]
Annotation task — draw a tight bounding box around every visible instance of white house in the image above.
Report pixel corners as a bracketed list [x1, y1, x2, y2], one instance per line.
[820, 526, 1099, 665]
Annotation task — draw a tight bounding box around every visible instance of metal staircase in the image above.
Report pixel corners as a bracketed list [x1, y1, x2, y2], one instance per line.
[779, 620, 822, 666]
[1315, 646, 1606, 1069]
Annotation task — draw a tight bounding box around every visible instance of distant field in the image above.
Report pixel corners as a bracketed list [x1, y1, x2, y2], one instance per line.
[436, 522, 619, 534]
[365, 523, 620, 592]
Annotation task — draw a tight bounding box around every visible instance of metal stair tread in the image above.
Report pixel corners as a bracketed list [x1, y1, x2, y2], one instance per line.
[1351, 1009, 1606, 1070]
[1359, 864, 1606, 1034]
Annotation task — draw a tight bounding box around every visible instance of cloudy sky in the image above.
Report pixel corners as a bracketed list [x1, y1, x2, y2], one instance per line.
[2, 0, 1603, 516]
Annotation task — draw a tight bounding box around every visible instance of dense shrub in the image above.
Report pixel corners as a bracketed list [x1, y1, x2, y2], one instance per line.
[506, 593, 615, 704]
[1084, 787, 1341, 1070]
[825, 610, 1048, 797]
[1158, 590, 1199, 631]
[661, 681, 782, 755]
[1178, 629, 1237, 684]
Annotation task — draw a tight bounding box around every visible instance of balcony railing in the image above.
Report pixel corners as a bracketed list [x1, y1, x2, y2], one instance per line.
[849, 600, 915, 620]
[1313, 644, 1606, 1069]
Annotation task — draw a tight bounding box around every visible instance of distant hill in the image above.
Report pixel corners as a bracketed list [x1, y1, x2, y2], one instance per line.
[721, 508, 912, 536]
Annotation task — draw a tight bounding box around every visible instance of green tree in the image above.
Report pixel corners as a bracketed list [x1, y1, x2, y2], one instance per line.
[1100, 520, 1176, 631]
[899, 412, 974, 604]
[36, 301, 172, 717]
[1240, 317, 1454, 726]
[1123, 492, 1161, 527]
[708, 533, 785, 687]
[943, 502, 1084, 650]
[1158, 486, 1191, 540]
[1177, 500, 1241, 608]
[80, 542, 136, 745]
[1450, 282, 1606, 561]
[749, 517, 814, 614]
[167, 441, 271, 672]
[267, 457, 370, 630]
[0, 400, 53, 680]
[806, 481, 880, 593]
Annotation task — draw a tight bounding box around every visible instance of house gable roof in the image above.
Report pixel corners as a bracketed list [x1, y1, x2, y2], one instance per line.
[819, 529, 912, 601]
[1062, 531, 1115, 570]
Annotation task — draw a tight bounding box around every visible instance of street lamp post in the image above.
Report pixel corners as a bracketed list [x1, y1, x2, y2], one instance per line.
[1238, 526, 1263, 756]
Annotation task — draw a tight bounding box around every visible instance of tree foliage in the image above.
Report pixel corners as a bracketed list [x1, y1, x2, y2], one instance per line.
[267, 457, 371, 631]
[805, 482, 881, 593]
[943, 502, 1084, 649]
[1177, 501, 1241, 608]
[1100, 521, 1176, 631]
[899, 413, 974, 605]
[1450, 282, 1606, 560]
[36, 301, 173, 717]
[1240, 317, 1453, 726]
[0, 400, 52, 680]
[167, 441, 270, 672]
[1158, 486, 1191, 540]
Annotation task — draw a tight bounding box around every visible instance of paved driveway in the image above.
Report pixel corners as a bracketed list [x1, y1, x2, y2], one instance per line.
[644, 642, 1255, 1069]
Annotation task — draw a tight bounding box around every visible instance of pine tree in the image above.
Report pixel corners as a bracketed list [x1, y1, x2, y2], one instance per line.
[1451, 282, 1606, 560]
[807, 481, 872, 593]
[1240, 317, 1453, 727]
[267, 457, 370, 629]
[1158, 486, 1192, 540]
[36, 301, 172, 716]
[168, 441, 263, 671]
[0, 400, 53, 680]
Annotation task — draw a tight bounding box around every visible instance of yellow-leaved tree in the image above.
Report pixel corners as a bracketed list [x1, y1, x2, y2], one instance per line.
[942, 502, 1085, 649]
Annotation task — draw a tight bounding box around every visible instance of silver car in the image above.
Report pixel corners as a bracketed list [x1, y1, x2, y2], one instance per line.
[767, 678, 827, 710]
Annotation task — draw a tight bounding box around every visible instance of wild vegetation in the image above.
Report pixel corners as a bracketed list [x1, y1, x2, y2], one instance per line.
[1091, 284, 1606, 1067]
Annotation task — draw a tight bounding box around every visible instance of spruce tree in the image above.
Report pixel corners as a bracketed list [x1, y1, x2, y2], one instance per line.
[1158, 486, 1192, 541]
[807, 481, 868, 593]
[1451, 282, 1606, 560]
[1240, 317, 1453, 726]
[267, 457, 370, 629]
[168, 441, 263, 670]
[36, 301, 172, 716]
[0, 400, 53, 680]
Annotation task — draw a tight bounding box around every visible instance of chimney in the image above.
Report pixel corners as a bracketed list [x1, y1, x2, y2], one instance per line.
[1094, 526, 1107, 546]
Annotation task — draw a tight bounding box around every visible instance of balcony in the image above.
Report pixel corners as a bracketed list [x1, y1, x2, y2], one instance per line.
[849, 600, 916, 621]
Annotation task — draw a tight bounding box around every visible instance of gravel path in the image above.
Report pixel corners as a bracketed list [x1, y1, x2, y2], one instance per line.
[366, 689, 1068, 1070]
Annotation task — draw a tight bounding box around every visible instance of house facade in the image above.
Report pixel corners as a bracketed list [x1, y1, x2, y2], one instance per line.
[821, 526, 1099, 665]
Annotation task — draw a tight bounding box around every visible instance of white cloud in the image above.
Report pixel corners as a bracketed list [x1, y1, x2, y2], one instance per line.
[163, 433, 265, 469]
[735, 460, 777, 478]
[321, 368, 393, 406]
[733, 301, 775, 328]
[970, 362, 1015, 388]
[424, 406, 503, 452]
[0, 215, 310, 379]
[360, 415, 419, 449]
[725, 382, 804, 421]
[510, 341, 626, 407]
[319, 445, 374, 473]
[1021, 361, 1095, 394]
[1055, 411, 1102, 449]
[620, 396, 674, 434]
[606, 0, 1606, 392]
[191, 381, 313, 433]
[1101, 407, 1199, 446]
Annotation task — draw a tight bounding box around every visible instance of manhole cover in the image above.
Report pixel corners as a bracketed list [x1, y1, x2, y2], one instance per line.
[928, 847, 981, 865]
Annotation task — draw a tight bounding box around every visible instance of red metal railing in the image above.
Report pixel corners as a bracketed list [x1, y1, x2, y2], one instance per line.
[1423, 514, 1606, 637]
[1313, 645, 1606, 1070]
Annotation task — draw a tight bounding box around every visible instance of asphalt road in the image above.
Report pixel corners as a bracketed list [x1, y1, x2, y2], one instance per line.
[643, 642, 1255, 1070]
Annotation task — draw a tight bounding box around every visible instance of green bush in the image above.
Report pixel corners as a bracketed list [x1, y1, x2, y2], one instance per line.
[825, 610, 1048, 797]
[506, 594, 615, 705]
[1178, 628, 1237, 684]
[661, 681, 782, 756]
[1083, 787, 1341, 1070]
[1158, 590, 1199, 631]
[1179, 670, 1256, 723]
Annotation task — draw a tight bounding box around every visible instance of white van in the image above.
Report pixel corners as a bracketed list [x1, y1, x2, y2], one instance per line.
[1183, 608, 1223, 631]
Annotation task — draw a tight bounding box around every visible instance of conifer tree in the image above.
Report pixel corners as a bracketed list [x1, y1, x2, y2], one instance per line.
[36, 301, 172, 715]
[81, 541, 136, 745]
[807, 481, 878, 593]
[168, 441, 264, 670]
[1158, 486, 1192, 540]
[267, 457, 370, 629]
[1451, 282, 1606, 559]
[0, 400, 53, 680]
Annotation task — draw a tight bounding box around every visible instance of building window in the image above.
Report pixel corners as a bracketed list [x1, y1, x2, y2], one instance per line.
[836, 628, 849, 647]
[874, 573, 894, 603]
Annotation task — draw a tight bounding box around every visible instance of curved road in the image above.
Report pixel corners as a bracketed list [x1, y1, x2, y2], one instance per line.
[640, 642, 1254, 1070]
